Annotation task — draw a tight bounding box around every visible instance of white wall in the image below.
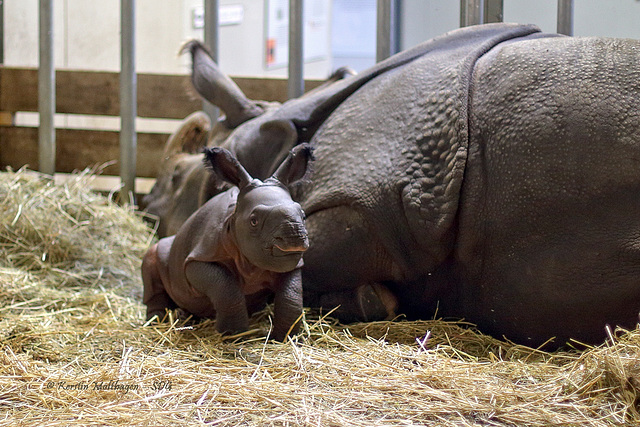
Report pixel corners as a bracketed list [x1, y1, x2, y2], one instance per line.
[573, 0, 640, 39]
[182, 0, 333, 78]
[399, 0, 640, 49]
[4, 0, 182, 73]
[331, 0, 376, 71]
[6, 0, 640, 75]
[3, 0, 332, 131]
[503, 0, 640, 38]
[400, 0, 460, 50]
[3, 0, 332, 77]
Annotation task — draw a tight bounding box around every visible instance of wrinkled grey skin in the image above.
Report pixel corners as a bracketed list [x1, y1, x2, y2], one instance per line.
[139, 54, 356, 238]
[144, 23, 640, 348]
[142, 145, 313, 341]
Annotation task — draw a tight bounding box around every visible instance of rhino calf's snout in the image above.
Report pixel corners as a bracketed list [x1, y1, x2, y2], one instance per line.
[272, 216, 309, 252]
[273, 235, 310, 253]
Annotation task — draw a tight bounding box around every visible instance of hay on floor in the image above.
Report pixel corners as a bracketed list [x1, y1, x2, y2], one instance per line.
[1, 168, 639, 426]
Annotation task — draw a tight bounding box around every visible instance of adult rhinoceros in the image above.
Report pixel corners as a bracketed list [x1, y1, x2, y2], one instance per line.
[142, 23, 640, 348]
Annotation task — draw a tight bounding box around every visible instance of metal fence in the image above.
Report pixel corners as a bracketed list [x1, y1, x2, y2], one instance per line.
[33, 0, 575, 200]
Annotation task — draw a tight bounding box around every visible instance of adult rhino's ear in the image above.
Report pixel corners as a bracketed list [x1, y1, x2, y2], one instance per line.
[181, 40, 264, 128]
[272, 143, 314, 187]
[163, 111, 211, 157]
[203, 147, 253, 189]
[253, 119, 300, 177]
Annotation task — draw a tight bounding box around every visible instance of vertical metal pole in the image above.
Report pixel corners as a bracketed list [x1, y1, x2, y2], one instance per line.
[203, 0, 219, 123]
[0, 0, 4, 64]
[38, 0, 56, 175]
[460, 0, 484, 27]
[120, 0, 137, 200]
[557, 0, 574, 36]
[484, 0, 503, 24]
[288, 0, 304, 99]
[376, 0, 398, 62]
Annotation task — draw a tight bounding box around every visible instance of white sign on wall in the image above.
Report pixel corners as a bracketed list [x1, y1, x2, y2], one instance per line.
[265, 0, 329, 68]
[192, 4, 245, 29]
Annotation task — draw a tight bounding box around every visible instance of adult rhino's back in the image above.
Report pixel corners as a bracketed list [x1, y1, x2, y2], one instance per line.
[302, 24, 543, 286]
[457, 36, 640, 346]
[301, 28, 640, 347]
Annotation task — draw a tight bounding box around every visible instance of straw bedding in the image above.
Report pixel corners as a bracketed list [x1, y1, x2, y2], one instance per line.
[1, 168, 639, 426]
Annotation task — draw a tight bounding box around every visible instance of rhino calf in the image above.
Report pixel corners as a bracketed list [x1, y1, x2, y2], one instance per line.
[142, 144, 314, 341]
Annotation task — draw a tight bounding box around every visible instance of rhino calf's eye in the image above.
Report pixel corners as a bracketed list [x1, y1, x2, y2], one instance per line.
[250, 215, 259, 227]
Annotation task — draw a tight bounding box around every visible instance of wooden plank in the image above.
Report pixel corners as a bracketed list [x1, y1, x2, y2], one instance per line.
[233, 77, 323, 103]
[138, 73, 201, 119]
[0, 111, 14, 125]
[0, 126, 168, 178]
[0, 67, 324, 119]
[53, 173, 156, 195]
[0, 68, 200, 119]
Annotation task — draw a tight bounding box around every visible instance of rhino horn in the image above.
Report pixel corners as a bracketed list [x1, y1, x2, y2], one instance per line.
[163, 111, 211, 157]
[181, 40, 264, 128]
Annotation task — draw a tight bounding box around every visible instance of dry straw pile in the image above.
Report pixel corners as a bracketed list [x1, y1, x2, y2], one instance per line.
[1, 168, 640, 426]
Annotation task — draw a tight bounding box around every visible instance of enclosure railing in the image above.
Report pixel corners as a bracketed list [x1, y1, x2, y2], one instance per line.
[38, 0, 55, 176]
[203, 0, 219, 125]
[0, 68, 323, 185]
[10, 0, 575, 195]
[120, 0, 136, 198]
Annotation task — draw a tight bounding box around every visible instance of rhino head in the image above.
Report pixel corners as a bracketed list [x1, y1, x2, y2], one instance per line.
[142, 38, 429, 237]
[204, 143, 314, 273]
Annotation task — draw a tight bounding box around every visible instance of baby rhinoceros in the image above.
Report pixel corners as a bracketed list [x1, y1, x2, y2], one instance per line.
[142, 144, 313, 341]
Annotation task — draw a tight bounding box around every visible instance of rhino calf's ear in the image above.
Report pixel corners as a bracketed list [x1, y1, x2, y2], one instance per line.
[272, 143, 315, 186]
[203, 147, 253, 188]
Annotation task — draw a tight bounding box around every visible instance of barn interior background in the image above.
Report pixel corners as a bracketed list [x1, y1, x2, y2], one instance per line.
[2, 1, 640, 425]
[3, 0, 640, 199]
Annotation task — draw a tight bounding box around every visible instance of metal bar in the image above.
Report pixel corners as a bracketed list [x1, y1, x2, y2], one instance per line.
[288, 0, 304, 99]
[120, 0, 137, 200]
[0, 0, 4, 64]
[557, 0, 574, 36]
[376, 0, 398, 62]
[460, 0, 484, 27]
[38, 0, 55, 175]
[484, 0, 503, 24]
[203, 0, 219, 123]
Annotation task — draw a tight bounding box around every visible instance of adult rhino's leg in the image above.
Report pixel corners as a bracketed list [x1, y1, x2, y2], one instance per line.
[314, 284, 398, 323]
[302, 206, 399, 322]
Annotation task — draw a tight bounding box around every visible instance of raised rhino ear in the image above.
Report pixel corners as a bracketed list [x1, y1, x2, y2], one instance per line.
[181, 40, 264, 128]
[271, 143, 314, 186]
[203, 147, 253, 189]
[163, 111, 211, 157]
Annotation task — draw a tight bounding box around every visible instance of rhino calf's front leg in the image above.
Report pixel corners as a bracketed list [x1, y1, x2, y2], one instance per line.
[272, 268, 303, 341]
[185, 260, 249, 335]
[141, 238, 177, 320]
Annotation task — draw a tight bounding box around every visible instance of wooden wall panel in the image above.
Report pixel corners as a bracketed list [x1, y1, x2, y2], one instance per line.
[0, 67, 325, 182]
[0, 67, 324, 119]
[0, 126, 167, 178]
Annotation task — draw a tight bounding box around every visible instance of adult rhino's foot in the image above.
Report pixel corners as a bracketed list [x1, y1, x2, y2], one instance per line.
[355, 283, 398, 322]
[317, 284, 398, 323]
